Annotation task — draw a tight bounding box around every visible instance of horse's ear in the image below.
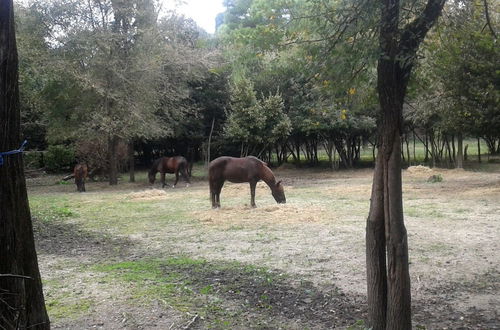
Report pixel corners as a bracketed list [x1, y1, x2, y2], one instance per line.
[276, 180, 282, 186]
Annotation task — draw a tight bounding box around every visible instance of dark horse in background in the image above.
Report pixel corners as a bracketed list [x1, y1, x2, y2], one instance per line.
[74, 164, 88, 192]
[149, 156, 191, 188]
[209, 156, 286, 208]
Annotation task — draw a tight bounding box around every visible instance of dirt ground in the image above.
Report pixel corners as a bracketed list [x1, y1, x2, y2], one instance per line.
[29, 165, 500, 329]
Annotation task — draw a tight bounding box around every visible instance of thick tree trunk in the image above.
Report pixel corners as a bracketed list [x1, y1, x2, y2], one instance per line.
[367, 1, 445, 328]
[108, 135, 119, 185]
[0, 1, 50, 328]
[366, 148, 387, 329]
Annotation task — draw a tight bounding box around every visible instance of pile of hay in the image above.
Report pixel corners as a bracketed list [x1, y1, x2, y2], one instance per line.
[406, 165, 433, 175]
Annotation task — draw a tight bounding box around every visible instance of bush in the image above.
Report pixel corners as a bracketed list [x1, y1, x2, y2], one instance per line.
[427, 174, 443, 183]
[44, 145, 75, 173]
[23, 151, 44, 169]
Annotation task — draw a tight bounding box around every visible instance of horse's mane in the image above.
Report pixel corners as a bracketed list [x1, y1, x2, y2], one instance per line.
[246, 155, 268, 167]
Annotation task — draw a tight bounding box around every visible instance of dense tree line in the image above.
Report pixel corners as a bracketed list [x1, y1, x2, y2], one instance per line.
[15, 0, 498, 177]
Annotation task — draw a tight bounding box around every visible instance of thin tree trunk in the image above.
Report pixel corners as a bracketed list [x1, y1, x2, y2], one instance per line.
[413, 131, 416, 162]
[128, 140, 135, 182]
[108, 135, 119, 185]
[456, 133, 463, 169]
[0, 2, 50, 328]
[477, 137, 482, 163]
[207, 117, 215, 166]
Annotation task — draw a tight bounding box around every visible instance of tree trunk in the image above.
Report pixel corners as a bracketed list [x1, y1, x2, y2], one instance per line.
[108, 135, 119, 185]
[366, 0, 445, 328]
[207, 117, 215, 166]
[477, 137, 481, 163]
[128, 140, 135, 182]
[456, 133, 463, 168]
[0, 1, 50, 328]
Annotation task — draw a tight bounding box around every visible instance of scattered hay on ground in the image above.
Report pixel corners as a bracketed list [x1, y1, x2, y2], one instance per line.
[191, 203, 330, 226]
[126, 189, 168, 201]
[323, 184, 371, 196]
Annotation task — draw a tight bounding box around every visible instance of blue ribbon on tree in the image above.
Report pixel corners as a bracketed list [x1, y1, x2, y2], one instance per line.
[0, 140, 28, 166]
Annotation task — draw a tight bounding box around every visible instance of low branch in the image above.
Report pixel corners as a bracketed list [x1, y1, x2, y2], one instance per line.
[482, 0, 497, 39]
[0, 274, 32, 280]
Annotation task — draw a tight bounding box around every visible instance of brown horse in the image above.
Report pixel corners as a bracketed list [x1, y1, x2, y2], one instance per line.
[149, 156, 191, 188]
[74, 164, 88, 192]
[209, 156, 286, 208]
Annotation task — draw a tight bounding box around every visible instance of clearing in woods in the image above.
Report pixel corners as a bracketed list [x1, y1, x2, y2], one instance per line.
[28, 165, 499, 329]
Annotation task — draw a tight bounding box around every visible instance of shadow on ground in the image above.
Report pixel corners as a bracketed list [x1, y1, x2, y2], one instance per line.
[154, 258, 367, 329]
[32, 217, 134, 260]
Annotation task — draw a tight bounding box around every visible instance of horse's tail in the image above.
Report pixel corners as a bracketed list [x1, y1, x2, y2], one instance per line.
[187, 160, 193, 177]
[179, 158, 191, 183]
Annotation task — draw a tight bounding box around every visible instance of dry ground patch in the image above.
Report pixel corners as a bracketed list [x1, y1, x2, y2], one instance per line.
[28, 166, 500, 329]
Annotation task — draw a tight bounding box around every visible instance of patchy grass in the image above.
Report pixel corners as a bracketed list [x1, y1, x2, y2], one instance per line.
[93, 257, 363, 328]
[28, 164, 500, 329]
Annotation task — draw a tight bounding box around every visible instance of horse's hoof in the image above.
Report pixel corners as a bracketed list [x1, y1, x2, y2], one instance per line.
[186, 184, 190, 188]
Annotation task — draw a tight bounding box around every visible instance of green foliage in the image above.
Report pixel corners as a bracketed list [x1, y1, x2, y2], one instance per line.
[408, 0, 500, 154]
[427, 174, 443, 183]
[44, 145, 75, 173]
[224, 77, 291, 153]
[23, 151, 44, 169]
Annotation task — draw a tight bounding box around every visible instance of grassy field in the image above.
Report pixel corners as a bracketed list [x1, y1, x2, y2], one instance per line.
[28, 163, 500, 329]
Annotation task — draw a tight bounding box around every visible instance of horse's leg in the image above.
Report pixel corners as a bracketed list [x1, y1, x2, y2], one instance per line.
[213, 180, 223, 208]
[173, 170, 179, 188]
[182, 166, 190, 186]
[161, 172, 167, 188]
[250, 181, 257, 207]
[209, 180, 219, 208]
[82, 180, 86, 192]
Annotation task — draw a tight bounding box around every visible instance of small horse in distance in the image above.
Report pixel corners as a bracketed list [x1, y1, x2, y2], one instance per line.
[209, 156, 286, 208]
[74, 164, 88, 192]
[149, 156, 191, 188]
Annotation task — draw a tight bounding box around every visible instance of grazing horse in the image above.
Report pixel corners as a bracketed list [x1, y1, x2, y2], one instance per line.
[74, 164, 88, 192]
[209, 156, 286, 208]
[149, 156, 190, 188]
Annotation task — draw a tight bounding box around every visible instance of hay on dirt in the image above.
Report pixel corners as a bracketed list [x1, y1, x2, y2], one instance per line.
[191, 203, 332, 226]
[406, 165, 433, 175]
[126, 189, 168, 201]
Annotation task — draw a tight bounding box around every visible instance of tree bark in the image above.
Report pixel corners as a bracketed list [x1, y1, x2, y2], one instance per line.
[0, 1, 50, 328]
[477, 137, 482, 163]
[366, 0, 445, 328]
[128, 140, 135, 182]
[108, 135, 119, 185]
[207, 117, 215, 166]
[456, 133, 463, 168]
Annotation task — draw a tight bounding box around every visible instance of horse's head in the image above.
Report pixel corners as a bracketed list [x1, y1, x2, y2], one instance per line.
[148, 171, 156, 184]
[272, 180, 286, 204]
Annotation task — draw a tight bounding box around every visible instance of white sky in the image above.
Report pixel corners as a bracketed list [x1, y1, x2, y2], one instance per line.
[163, 0, 226, 34]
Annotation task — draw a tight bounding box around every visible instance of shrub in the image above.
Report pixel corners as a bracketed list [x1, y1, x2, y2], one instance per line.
[23, 151, 44, 169]
[44, 145, 75, 173]
[427, 174, 443, 183]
